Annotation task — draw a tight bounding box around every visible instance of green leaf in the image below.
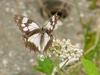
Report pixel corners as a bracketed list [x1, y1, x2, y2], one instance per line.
[84, 31, 96, 50]
[81, 19, 100, 60]
[82, 20, 96, 51]
[33, 57, 55, 75]
[85, 35, 100, 60]
[95, 36, 100, 59]
[89, 0, 97, 10]
[81, 58, 99, 75]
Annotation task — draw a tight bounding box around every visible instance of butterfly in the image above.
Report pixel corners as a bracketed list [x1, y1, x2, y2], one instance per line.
[14, 14, 60, 53]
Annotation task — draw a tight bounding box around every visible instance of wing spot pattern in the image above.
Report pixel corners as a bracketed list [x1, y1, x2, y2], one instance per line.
[22, 17, 28, 23]
[52, 16, 55, 22]
[21, 24, 25, 27]
[23, 27, 28, 31]
[28, 22, 39, 31]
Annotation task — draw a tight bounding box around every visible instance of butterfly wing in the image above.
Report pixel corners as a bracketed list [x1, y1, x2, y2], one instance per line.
[44, 14, 60, 33]
[42, 32, 53, 51]
[27, 32, 53, 52]
[14, 15, 40, 36]
[27, 33, 41, 51]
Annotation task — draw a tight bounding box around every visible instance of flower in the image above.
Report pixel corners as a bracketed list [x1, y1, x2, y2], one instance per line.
[48, 38, 83, 75]
[49, 39, 83, 66]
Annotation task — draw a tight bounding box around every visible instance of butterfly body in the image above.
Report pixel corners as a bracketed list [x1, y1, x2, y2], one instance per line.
[14, 14, 59, 52]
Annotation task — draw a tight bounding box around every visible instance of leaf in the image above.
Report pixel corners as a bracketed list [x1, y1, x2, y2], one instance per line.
[33, 57, 55, 75]
[81, 58, 99, 75]
[95, 36, 100, 59]
[80, 16, 96, 53]
[89, 0, 97, 10]
[85, 35, 100, 60]
[81, 19, 96, 51]
[81, 19, 100, 60]
[84, 31, 96, 50]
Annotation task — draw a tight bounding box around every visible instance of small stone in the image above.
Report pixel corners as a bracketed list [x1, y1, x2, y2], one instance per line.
[29, 59, 34, 63]
[2, 59, 8, 67]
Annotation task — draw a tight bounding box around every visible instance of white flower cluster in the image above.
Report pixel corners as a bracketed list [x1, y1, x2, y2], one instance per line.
[48, 38, 83, 68]
[50, 39, 83, 75]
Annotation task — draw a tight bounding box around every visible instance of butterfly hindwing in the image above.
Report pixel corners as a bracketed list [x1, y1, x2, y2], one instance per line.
[27, 32, 53, 52]
[42, 32, 53, 51]
[28, 33, 41, 51]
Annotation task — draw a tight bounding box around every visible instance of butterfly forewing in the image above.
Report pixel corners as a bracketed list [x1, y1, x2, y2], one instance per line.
[45, 14, 60, 32]
[14, 15, 40, 35]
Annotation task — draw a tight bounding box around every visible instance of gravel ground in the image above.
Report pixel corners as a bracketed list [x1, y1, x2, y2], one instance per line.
[0, 0, 99, 75]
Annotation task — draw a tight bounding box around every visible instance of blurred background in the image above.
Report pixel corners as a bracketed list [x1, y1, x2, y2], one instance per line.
[0, 0, 100, 75]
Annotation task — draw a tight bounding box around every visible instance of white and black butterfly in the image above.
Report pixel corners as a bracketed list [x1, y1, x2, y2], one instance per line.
[14, 14, 60, 53]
